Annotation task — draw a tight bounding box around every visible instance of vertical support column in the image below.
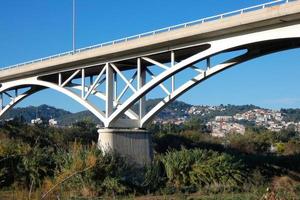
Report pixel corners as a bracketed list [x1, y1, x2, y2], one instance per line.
[98, 62, 153, 166]
[113, 72, 117, 103]
[0, 93, 3, 110]
[81, 69, 85, 98]
[58, 73, 62, 86]
[207, 57, 211, 70]
[106, 64, 114, 118]
[171, 51, 175, 92]
[98, 128, 152, 166]
[90, 76, 93, 86]
[137, 58, 146, 119]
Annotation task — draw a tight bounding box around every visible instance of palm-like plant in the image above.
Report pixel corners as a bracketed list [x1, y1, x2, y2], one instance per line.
[161, 148, 247, 191]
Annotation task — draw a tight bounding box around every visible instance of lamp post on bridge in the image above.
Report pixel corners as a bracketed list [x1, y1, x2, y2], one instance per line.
[73, 0, 76, 54]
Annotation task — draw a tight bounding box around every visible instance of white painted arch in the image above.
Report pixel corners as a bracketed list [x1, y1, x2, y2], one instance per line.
[0, 78, 107, 123]
[139, 42, 298, 127]
[1, 23, 300, 128]
[107, 23, 300, 127]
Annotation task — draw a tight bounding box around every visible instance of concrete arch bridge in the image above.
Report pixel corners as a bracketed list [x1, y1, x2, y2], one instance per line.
[1, 0, 300, 164]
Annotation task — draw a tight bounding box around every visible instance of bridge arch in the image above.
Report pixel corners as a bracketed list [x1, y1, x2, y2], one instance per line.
[0, 78, 106, 123]
[107, 23, 300, 127]
[1, 24, 300, 128]
[140, 40, 300, 127]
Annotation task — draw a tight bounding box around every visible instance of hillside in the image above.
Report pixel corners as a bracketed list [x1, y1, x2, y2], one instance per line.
[2, 99, 298, 126]
[57, 110, 100, 125]
[1, 104, 71, 122]
[143, 98, 192, 119]
[0, 99, 193, 125]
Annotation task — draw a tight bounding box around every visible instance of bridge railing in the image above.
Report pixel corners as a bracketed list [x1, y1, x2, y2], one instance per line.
[0, 0, 297, 71]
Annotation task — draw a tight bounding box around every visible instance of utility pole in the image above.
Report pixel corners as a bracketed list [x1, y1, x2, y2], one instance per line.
[73, 0, 76, 53]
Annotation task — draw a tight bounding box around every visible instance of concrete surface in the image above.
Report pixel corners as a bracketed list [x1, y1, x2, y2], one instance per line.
[1, 1, 300, 82]
[97, 128, 153, 165]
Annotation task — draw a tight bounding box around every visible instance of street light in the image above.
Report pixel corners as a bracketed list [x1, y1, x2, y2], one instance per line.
[73, 0, 76, 53]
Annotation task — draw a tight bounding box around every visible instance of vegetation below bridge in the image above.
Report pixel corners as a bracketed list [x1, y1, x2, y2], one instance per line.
[0, 119, 300, 199]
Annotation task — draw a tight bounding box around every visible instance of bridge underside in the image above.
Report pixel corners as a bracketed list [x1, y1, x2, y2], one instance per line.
[1, 23, 300, 129]
[1, 22, 300, 165]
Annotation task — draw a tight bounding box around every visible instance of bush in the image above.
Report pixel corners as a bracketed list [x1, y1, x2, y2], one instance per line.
[160, 148, 247, 192]
[1, 121, 300, 198]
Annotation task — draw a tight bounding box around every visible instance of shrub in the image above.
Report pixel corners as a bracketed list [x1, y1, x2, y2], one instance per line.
[160, 148, 247, 192]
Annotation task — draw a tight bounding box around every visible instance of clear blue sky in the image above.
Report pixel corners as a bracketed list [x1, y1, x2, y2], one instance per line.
[1, 0, 300, 112]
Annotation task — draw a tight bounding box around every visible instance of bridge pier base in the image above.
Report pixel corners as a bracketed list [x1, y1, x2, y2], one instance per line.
[97, 128, 153, 166]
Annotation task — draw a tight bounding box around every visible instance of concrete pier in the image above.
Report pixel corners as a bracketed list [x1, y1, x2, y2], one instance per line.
[97, 128, 153, 165]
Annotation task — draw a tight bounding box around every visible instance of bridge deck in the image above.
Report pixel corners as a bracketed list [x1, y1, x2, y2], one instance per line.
[1, 0, 300, 82]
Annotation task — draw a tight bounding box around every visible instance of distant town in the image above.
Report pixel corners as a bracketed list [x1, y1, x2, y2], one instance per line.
[206, 108, 298, 137]
[153, 103, 300, 137]
[2, 100, 300, 138]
